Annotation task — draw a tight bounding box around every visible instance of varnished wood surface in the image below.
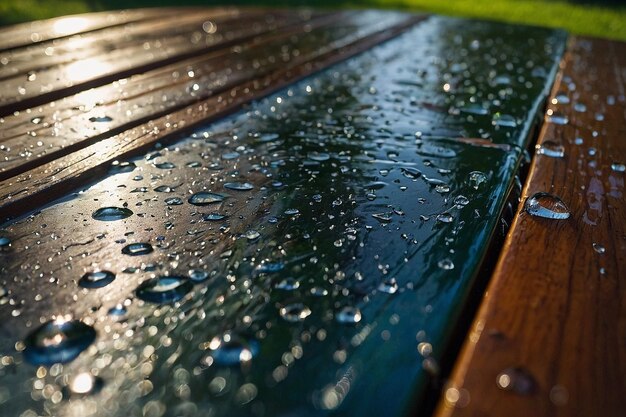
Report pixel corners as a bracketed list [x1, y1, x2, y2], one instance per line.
[0, 11, 423, 220]
[435, 36, 626, 417]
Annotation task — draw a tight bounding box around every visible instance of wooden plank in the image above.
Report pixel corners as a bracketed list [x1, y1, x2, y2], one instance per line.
[0, 11, 422, 220]
[0, 8, 192, 51]
[0, 10, 322, 116]
[435, 36, 626, 417]
[0, 11, 365, 180]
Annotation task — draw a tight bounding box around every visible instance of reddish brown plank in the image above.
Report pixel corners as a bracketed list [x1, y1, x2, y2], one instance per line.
[0, 11, 374, 180]
[435, 36, 626, 417]
[0, 8, 190, 51]
[0, 10, 322, 116]
[0, 12, 425, 221]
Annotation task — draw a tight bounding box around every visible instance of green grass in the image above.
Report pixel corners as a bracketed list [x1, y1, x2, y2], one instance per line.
[1, 0, 625, 40]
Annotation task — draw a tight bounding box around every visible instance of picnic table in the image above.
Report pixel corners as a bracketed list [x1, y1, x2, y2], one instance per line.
[0, 7, 623, 417]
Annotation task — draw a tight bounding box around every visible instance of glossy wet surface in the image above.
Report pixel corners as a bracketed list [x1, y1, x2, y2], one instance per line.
[0, 10, 566, 417]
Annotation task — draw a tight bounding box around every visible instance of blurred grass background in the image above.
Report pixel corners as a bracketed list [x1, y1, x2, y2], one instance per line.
[0, 0, 625, 40]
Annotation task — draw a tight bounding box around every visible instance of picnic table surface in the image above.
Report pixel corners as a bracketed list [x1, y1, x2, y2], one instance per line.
[0, 7, 623, 417]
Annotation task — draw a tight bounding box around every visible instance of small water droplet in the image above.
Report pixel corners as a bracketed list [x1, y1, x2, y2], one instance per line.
[336, 306, 362, 324]
[611, 162, 625, 173]
[592, 243, 605, 254]
[378, 278, 398, 294]
[245, 230, 260, 241]
[79, 271, 115, 288]
[525, 192, 570, 219]
[154, 185, 174, 193]
[546, 112, 568, 125]
[31, 116, 43, 124]
[165, 197, 183, 206]
[188, 269, 209, 282]
[89, 116, 113, 123]
[496, 367, 536, 395]
[92, 207, 133, 221]
[188, 192, 225, 206]
[121, 242, 153, 256]
[154, 162, 176, 169]
[23, 319, 96, 365]
[275, 278, 300, 291]
[436, 213, 454, 223]
[205, 334, 259, 366]
[401, 167, 422, 179]
[0, 236, 10, 248]
[68, 372, 103, 396]
[536, 140, 565, 158]
[203, 212, 226, 221]
[135, 276, 193, 303]
[284, 208, 299, 215]
[492, 114, 517, 127]
[110, 160, 136, 174]
[280, 303, 311, 322]
[468, 171, 487, 189]
[224, 182, 254, 191]
[310, 287, 328, 297]
[438, 258, 455, 270]
[107, 304, 127, 317]
[454, 195, 469, 207]
[308, 152, 330, 162]
[372, 213, 392, 223]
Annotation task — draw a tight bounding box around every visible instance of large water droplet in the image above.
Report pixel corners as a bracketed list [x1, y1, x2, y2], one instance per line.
[280, 303, 311, 322]
[536, 141, 564, 158]
[336, 306, 362, 324]
[188, 192, 225, 206]
[121, 242, 153, 256]
[135, 276, 193, 303]
[23, 319, 96, 365]
[224, 182, 254, 191]
[92, 207, 133, 221]
[79, 271, 115, 288]
[496, 367, 536, 395]
[525, 192, 570, 219]
[205, 333, 260, 366]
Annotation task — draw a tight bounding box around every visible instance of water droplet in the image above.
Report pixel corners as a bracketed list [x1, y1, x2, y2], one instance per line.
[255, 262, 284, 274]
[468, 171, 488, 189]
[454, 195, 470, 207]
[245, 230, 260, 241]
[203, 212, 226, 221]
[536, 140, 564, 158]
[221, 152, 240, 160]
[121, 242, 153, 256]
[275, 278, 300, 291]
[553, 92, 570, 104]
[310, 287, 328, 297]
[23, 319, 96, 365]
[436, 213, 454, 223]
[110, 160, 136, 173]
[573, 103, 586, 112]
[68, 372, 103, 395]
[438, 258, 455, 270]
[401, 167, 422, 179]
[592, 243, 605, 254]
[280, 303, 311, 322]
[496, 367, 536, 395]
[31, 116, 44, 124]
[546, 112, 568, 125]
[336, 306, 362, 324]
[189, 269, 209, 282]
[154, 162, 176, 169]
[378, 278, 398, 294]
[524, 192, 570, 219]
[188, 192, 225, 206]
[224, 182, 254, 191]
[284, 208, 300, 215]
[308, 152, 330, 162]
[135, 276, 193, 303]
[372, 213, 392, 223]
[205, 334, 259, 366]
[89, 116, 112, 122]
[92, 207, 133, 221]
[492, 113, 517, 127]
[0, 236, 10, 248]
[165, 197, 183, 206]
[611, 162, 625, 173]
[154, 185, 174, 193]
[107, 304, 127, 317]
[78, 271, 115, 288]
[435, 184, 450, 194]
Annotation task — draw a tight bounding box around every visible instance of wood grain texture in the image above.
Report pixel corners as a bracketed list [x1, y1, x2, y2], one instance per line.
[435, 36, 626, 417]
[0, 12, 425, 221]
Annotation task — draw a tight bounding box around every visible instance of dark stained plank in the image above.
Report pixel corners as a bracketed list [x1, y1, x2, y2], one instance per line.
[0, 8, 191, 51]
[0, 13, 567, 417]
[435, 36, 626, 417]
[0, 9, 324, 116]
[0, 11, 386, 180]
[0, 11, 423, 220]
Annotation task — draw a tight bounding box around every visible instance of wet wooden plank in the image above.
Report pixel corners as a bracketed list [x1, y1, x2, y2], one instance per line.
[0, 11, 385, 180]
[0, 13, 567, 417]
[435, 37, 626, 417]
[0, 9, 323, 116]
[0, 11, 422, 220]
[0, 8, 192, 51]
